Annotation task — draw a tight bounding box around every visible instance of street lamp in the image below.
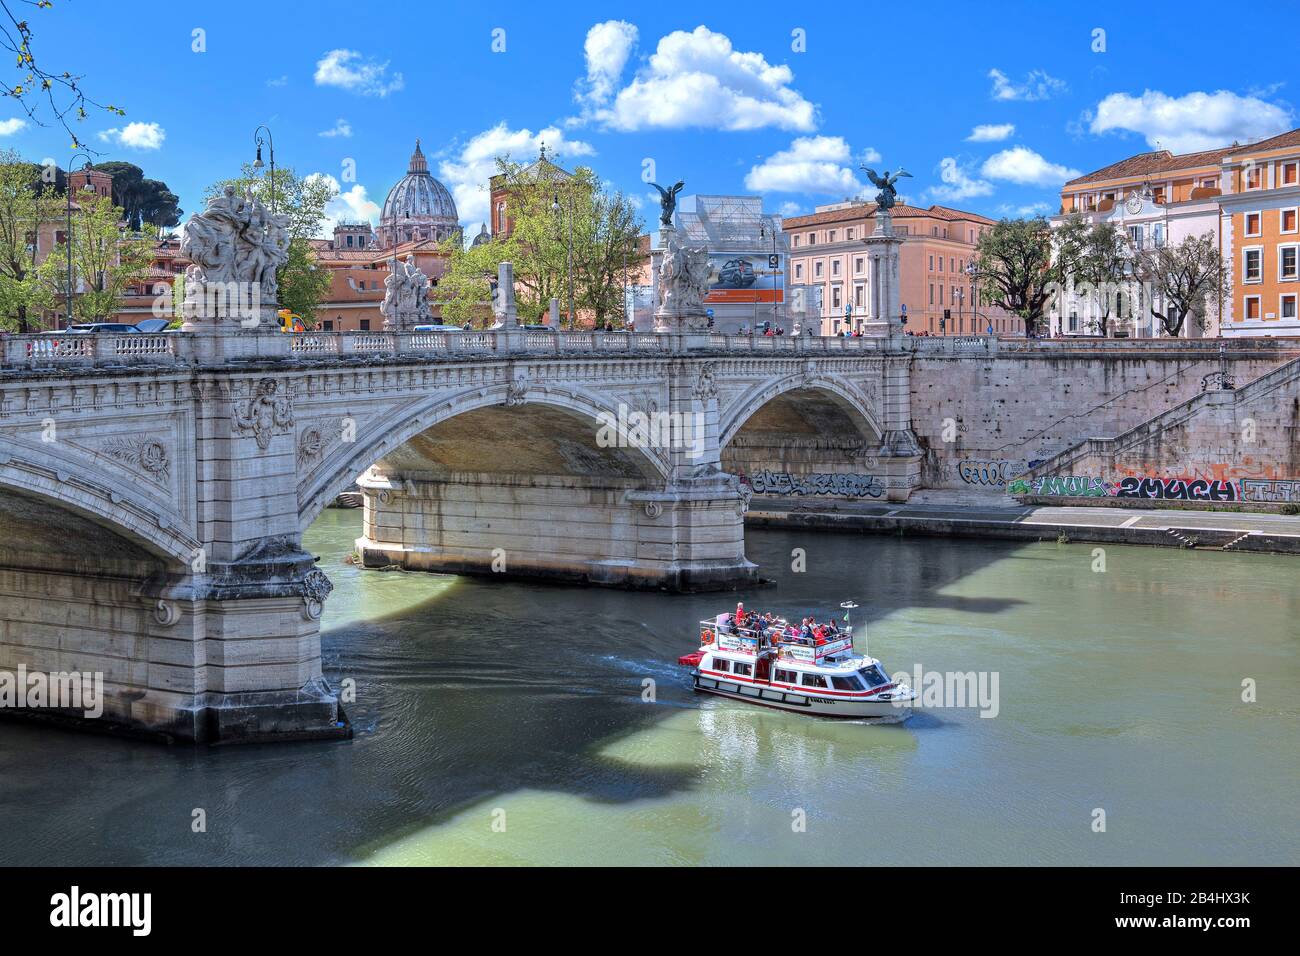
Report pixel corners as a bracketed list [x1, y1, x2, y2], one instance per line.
[760, 220, 781, 332]
[253, 125, 276, 213]
[64, 152, 93, 328]
[552, 189, 575, 329]
[965, 261, 988, 336]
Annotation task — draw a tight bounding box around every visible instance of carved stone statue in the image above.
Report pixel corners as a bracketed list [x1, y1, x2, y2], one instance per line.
[380, 256, 433, 331]
[861, 167, 912, 211]
[179, 185, 290, 328]
[655, 231, 711, 331]
[650, 180, 685, 228]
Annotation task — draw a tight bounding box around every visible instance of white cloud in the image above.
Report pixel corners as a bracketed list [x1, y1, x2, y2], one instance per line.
[967, 123, 1015, 142]
[314, 49, 404, 97]
[928, 157, 993, 201]
[744, 136, 866, 195]
[981, 146, 1081, 186]
[319, 118, 353, 139]
[778, 201, 802, 217]
[997, 201, 1051, 218]
[1089, 89, 1294, 153]
[576, 20, 638, 106]
[988, 68, 1067, 102]
[306, 172, 382, 235]
[0, 117, 27, 136]
[97, 121, 165, 150]
[437, 123, 595, 227]
[266, 75, 288, 88]
[583, 25, 816, 132]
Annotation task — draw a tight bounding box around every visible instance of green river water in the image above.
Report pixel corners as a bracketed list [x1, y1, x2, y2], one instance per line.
[1, 508, 1297, 866]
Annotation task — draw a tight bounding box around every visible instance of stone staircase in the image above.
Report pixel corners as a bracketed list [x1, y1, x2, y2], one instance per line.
[1018, 356, 1300, 484]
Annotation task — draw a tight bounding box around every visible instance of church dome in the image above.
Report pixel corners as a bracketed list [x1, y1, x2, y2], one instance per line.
[380, 140, 460, 246]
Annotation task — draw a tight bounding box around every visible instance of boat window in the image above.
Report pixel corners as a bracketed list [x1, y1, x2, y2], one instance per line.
[774, 668, 797, 684]
[858, 666, 891, 688]
[801, 673, 828, 688]
[830, 674, 862, 691]
[734, 662, 753, 677]
[713, 658, 729, 672]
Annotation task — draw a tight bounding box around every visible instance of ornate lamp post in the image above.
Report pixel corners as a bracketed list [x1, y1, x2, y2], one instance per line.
[252, 126, 276, 213]
[552, 189, 575, 328]
[64, 152, 93, 328]
[760, 220, 782, 332]
[965, 261, 987, 336]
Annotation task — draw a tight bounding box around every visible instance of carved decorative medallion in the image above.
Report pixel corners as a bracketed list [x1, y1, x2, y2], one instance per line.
[693, 363, 718, 402]
[102, 435, 171, 482]
[301, 568, 334, 621]
[233, 378, 294, 450]
[504, 374, 530, 407]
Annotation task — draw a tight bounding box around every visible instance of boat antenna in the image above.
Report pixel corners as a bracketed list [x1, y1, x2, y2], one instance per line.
[840, 601, 860, 656]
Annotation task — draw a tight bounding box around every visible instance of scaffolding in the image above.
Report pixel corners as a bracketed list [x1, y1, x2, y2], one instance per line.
[675, 195, 788, 253]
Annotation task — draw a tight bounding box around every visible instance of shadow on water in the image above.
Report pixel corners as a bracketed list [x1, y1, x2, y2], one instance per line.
[0, 513, 1023, 866]
[4, 511, 1295, 865]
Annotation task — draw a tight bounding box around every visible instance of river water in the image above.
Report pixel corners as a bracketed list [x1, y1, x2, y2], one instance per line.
[1, 508, 1297, 866]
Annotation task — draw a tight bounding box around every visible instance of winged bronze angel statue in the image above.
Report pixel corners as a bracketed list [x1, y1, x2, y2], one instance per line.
[650, 180, 686, 227]
[862, 166, 912, 210]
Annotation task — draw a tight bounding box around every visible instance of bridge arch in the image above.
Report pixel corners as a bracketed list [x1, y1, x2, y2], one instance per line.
[297, 381, 672, 532]
[719, 375, 885, 499]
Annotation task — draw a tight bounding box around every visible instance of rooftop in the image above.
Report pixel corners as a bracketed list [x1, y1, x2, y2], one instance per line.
[782, 202, 996, 229]
[1064, 126, 1300, 187]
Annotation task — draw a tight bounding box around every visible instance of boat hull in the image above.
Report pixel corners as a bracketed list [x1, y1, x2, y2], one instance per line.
[693, 673, 914, 720]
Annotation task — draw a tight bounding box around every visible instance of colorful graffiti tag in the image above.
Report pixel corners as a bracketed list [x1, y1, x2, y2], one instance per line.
[1240, 479, 1300, 503]
[955, 458, 1048, 487]
[1008, 475, 1241, 501]
[746, 470, 885, 498]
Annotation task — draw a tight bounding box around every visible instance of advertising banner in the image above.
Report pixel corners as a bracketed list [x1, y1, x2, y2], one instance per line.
[706, 253, 784, 304]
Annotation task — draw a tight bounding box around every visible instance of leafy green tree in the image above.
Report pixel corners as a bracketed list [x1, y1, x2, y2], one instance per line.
[204, 165, 334, 324]
[32, 187, 150, 321]
[93, 161, 181, 229]
[441, 158, 643, 326]
[970, 216, 1057, 337]
[0, 147, 62, 331]
[1137, 233, 1225, 337]
[1054, 214, 1129, 336]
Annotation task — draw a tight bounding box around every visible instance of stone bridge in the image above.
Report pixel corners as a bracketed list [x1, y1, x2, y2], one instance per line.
[0, 327, 917, 742]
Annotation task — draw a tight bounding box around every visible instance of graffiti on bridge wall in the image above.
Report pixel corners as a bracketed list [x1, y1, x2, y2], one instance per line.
[744, 469, 885, 499]
[1240, 479, 1300, 502]
[956, 458, 1046, 488]
[1009, 475, 1242, 501]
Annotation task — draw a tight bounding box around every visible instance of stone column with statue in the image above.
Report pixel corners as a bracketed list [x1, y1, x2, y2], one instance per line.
[380, 256, 434, 332]
[650, 180, 711, 334]
[860, 166, 911, 337]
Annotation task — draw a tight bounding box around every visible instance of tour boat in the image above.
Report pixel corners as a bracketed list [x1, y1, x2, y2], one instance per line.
[678, 606, 916, 720]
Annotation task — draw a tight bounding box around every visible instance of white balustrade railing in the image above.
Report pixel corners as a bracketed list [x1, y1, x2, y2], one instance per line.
[10, 327, 1282, 371]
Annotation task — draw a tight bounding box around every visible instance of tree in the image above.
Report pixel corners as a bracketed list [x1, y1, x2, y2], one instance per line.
[1137, 233, 1225, 337]
[970, 217, 1057, 337]
[436, 237, 515, 326]
[0, 147, 61, 331]
[463, 158, 643, 327]
[32, 187, 150, 322]
[1054, 213, 1129, 336]
[93, 161, 181, 229]
[1, 1, 126, 150]
[204, 165, 333, 325]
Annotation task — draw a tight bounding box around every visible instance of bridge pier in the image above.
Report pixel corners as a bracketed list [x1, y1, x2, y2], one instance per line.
[356, 472, 757, 591]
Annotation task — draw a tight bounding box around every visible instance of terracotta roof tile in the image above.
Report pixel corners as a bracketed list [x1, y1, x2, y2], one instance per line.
[1065, 127, 1300, 187]
[782, 202, 995, 229]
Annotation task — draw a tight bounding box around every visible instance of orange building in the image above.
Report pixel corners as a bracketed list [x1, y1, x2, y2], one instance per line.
[1218, 129, 1300, 336]
[782, 201, 1018, 335]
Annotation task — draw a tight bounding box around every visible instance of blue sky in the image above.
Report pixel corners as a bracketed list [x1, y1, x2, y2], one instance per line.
[4, 0, 1296, 234]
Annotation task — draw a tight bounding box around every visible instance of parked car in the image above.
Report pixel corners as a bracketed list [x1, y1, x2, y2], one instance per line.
[717, 258, 756, 288]
[412, 324, 465, 332]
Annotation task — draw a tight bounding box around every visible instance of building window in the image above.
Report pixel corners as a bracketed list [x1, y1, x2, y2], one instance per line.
[1280, 245, 1298, 281]
[854, 256, 865, 274]
[831, 259, 840, 276]
[846, 228, 855, 239]
[828, 230, 836, 242]
[854, 284, 864, 307]
[1244, 295, 1261, 320]
[831, 286, 842, 309]
[360, 319, 371, 331]
[1281, 293, 1298, 320]
[807, 233, 815, 245]
[929, 284, 934, 305]
[794, 263, 803, 279]
[928, 255, 934, 271]
[1244, 247, 1263, 283]
[814, 261, 823, 277]
[937, 256, 944, 271]
[1282, 208, 1298, 234]
[1246, 166, 1264, 190]
[1128, 224, 1144, 250]
[1245, 212, 1262, 237]
[792, 235, 800, 247]
[322, 320, 334, 331]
